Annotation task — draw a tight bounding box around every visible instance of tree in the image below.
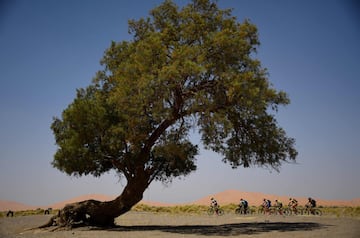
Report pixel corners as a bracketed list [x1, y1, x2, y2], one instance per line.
[47, 0, 297, 228]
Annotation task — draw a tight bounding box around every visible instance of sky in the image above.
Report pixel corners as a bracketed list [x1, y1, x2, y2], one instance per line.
[0, 0, 359, 207]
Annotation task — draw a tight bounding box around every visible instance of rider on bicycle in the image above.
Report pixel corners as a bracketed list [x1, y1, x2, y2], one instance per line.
[306, 197, 317, 214]
[274, 199, 283, 215]
[262, 198, 271, 213]
[239, 198, 249, 213]
[307, 197, 316, 208]
[288, 197, 298, 214]
[210, 197, 220, 214]
[240, 198, 248, 208]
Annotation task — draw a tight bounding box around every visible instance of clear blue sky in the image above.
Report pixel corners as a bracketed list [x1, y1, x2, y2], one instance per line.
[0, 0, 359, 206]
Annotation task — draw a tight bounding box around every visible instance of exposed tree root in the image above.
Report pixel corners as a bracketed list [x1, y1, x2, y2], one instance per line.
[38, 199, 115, 229]
[38, 175, 148, 230]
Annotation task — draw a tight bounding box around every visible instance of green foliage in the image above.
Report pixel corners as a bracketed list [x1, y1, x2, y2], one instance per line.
[320, 206, 360, 217]
[131, 204, 360, 217]
[51, 0, 297, 187]
[16, 209, 46, 216]
[131, 204, 257, 215]
[132, 204, 209, 214]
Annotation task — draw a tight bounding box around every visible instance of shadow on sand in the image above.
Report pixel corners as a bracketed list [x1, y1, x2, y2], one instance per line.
[90, 222, 328, 236]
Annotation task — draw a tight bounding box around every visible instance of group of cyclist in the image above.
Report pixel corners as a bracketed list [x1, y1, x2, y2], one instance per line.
[262, 197, 317, 214]
[210, 196, 317, 215]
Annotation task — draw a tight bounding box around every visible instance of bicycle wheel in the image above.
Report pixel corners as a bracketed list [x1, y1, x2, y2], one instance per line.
[283, 208, 292, 216]
[217, 208, 224, 216]
[268, 207, 276, 215]
[314, 209, 322, 216]
[207, 207, 214, 215]
[235, 208, 241, 214]
[293, 209, 300, 215]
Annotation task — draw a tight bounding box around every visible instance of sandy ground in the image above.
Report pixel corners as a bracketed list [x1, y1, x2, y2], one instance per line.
[1, 212, 359, 238]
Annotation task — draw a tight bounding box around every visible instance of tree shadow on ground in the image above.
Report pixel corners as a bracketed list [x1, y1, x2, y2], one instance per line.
[91, 222, 329, 236]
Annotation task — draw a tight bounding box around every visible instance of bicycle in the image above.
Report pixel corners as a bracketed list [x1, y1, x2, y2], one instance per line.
[283, 207, 293, 216]
[303, 206, 322, 216]
[257, 205, 272, 215]
[269, 206, 288, 215]
[207, 206, 224, 216]
[235, 206, 251, 215]
[286, 204, 301, 215]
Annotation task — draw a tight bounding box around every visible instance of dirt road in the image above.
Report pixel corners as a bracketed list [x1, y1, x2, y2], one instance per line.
[1, 212, 359, 238]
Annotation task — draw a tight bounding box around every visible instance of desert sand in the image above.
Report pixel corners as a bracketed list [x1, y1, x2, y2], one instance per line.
[1, 212, 359, 238]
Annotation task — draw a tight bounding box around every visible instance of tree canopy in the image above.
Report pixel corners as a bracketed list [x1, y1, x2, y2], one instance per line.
[51, 0, 297, 187]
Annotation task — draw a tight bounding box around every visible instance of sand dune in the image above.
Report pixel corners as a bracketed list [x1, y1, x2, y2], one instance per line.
[0, 201, 37, 212]
[47, 194, 115, 210]
[1, 190, 359, 211]
[0, 194, 115, 211]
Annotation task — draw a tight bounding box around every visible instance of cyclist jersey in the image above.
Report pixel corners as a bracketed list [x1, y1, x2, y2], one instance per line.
[211, 200, 218, 207]
[240, 200, 248, 207]
[289, 199, 298, 205]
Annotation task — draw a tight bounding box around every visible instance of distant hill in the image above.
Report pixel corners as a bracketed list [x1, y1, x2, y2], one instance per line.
[0, 194, 115, 211]
[1, 190, 359, 211]
[0, 200, 37, 212]
[47, 194, 115, 210]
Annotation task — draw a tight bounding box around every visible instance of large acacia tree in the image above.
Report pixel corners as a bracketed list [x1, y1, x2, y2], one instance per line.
[47, 0, 297, 228]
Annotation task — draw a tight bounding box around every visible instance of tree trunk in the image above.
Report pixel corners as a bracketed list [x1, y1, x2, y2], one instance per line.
[40, 173, 149, 228]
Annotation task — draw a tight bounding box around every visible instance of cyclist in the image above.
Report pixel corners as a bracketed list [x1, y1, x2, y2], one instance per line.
[210, 197, 220, 214]
[288, 197, 298, 214]
[274, 199, 283, 215]
[262, 198, 271, 213]
[306, 197, 317, 214]
[239, 198, 249, 214]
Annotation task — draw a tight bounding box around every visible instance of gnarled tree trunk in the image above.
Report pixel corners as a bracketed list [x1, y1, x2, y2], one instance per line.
[40, 173, 150, 228]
